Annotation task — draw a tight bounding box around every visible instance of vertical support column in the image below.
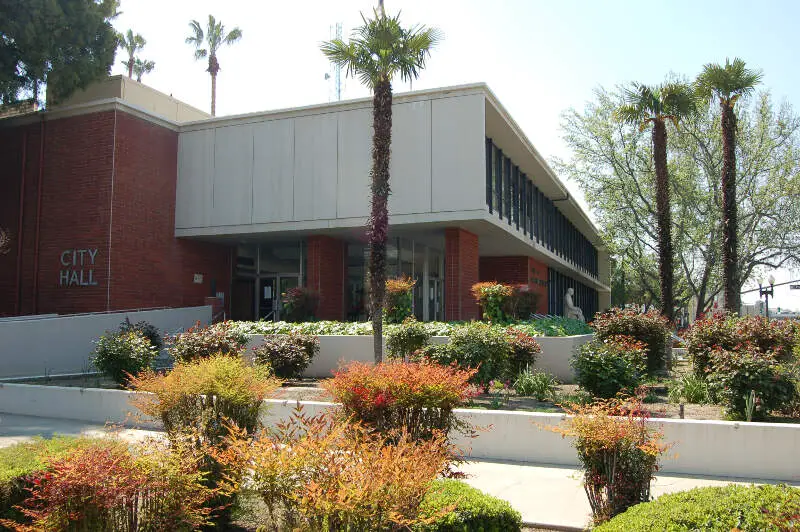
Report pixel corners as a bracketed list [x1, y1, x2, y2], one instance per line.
[306, 235, 345, 320]
[444, 228, 479, 321]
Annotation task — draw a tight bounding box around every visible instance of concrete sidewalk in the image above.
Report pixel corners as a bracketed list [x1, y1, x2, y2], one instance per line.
[1, 414, 795, 530]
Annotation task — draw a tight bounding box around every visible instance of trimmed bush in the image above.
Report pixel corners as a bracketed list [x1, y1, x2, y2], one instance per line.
[387, 317, 432, 360]
[385, 276, 417, 324]
[415, 479, 522, 532]
[594, 484, 800, 531]
[422, 322, 511, 387]
[593, 308, 671, 375]
[706, 347, 796, 420]
[281, 286, 319, 322]
[505, 327, 541, 375]
[119, 318, 164, 351]
[252, 333, 319, 379]
[572, 335, 647, 399]
[323, 361, 476, 441]
[514, 369, 559, 401]
[92, 329, 158, 385]
[167, 321, 249, 362]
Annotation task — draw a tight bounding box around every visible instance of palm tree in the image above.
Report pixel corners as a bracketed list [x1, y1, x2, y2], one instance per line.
[695, 58, 762, 313]
[132, 58, 155, 82]
[185, 15, 242, 116]
[616, 82, 695, 336]
[119, 29, 146, 79]
[321, 10, 439, 363]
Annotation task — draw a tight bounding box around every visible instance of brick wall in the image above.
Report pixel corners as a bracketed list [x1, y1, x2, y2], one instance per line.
[306, 235, 345, 320]
[479, 255, 549, 314]
[445, 228, 479, 321]
[0, 128, 23, 315]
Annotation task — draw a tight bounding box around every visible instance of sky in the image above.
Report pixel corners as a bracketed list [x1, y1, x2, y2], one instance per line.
[109, 0, 800, 311]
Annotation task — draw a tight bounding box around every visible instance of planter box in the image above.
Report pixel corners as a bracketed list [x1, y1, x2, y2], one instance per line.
[245, 334, 590, 382]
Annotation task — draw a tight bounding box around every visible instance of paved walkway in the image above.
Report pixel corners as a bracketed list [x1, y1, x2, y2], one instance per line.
[1, 414, 794, 530]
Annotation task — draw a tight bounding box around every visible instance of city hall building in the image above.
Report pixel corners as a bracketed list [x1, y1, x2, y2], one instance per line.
[0, 76, 610, 322]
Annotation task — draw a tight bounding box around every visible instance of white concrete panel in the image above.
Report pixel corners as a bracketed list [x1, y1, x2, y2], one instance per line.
[293, 114, 338, 221]
[336, 109, 371, 219]
[431, 94, 485, 212]
[252, 119, 294, 223]
[212, 124, 253, 226]
[176, 129, 214, 229]
[390, 100, 432, 215]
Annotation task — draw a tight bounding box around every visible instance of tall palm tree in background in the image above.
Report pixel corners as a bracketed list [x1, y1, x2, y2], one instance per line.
[616, 82, 695, 339]
[119, 29, 146, 79]
[321, 10, 440, 363]
[185, 15, 242, 116]
[132, 58, 155, 82]
[696, 58, 762, 313]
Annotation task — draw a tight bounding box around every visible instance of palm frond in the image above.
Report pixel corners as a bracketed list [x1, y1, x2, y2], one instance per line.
[185, 20, 203, 46]
[695, 57, 763, 105]
[194, 48, 208, 60]
[225, 28, 243, 45]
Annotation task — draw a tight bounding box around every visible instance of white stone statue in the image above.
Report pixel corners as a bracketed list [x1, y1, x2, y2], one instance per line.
[564, 287, 585, 322]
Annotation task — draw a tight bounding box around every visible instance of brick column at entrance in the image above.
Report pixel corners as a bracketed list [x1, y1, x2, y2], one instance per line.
[306, 235, 345, 320]
[445, 228, 479, 321]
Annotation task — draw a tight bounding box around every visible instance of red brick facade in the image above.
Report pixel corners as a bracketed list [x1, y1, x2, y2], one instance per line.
[445, 228, 479, 321]
[479, 256, 549, 314]
[306, 235, 345, 320]
[0, 109, 232, 317]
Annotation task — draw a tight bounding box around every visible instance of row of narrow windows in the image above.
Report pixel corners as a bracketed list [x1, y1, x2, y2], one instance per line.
[548, 269, 599, 319]
[485, 138, 599, 278]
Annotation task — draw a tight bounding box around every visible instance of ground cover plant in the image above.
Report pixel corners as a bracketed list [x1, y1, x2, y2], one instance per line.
[593, 308, 671, 375]
[168, 320, 249, 362]
[251, 333, 319, 379]
[594, 484, 800, 531]
[91, 329, 159, 386]
[572, 335, 647, 399]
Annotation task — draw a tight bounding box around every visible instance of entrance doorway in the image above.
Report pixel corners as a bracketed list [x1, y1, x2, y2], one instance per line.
[258, 275, 300, 321]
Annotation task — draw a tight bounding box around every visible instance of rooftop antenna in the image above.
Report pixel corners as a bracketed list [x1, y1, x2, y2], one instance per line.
[325, 22, 343, 102]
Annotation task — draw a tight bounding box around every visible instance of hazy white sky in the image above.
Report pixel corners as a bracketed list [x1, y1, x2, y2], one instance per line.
[110, 0, 800, 310]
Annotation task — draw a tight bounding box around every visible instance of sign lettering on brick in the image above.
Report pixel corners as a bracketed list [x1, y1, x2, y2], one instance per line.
[59, 248, 99, 287]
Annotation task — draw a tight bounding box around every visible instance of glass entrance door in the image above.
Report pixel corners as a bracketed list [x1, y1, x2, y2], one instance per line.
[258, 275, 300, 321]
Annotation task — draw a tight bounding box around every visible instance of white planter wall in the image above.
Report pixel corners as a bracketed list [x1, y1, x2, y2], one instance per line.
[245, 334, 588, 382]
[0, 306, 212, 379]
[1, 384, 798, 481]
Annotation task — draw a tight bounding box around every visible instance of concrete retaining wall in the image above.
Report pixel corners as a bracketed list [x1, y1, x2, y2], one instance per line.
[3, 383, 797, 481]
[245, 334, 590, 382]
[0, 306, 212, 378]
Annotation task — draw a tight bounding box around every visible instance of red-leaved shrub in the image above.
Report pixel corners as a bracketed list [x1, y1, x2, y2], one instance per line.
[167, 321, 248, 363]
[593, 308, 671, 375]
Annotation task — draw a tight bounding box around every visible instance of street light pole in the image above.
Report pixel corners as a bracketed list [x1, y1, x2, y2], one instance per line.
[758, 274, 775, 321]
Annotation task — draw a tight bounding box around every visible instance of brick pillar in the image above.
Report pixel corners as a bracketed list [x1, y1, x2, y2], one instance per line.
[306, 235, 345, 320]
[479, 256, 549, 314]
[445, 228, 479, 321]
[527, 258, 549, 314]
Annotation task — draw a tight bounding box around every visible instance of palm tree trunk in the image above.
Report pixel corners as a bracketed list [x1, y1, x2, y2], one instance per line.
[652, 119, 673, 373]
[720, 102, 738, 312]
[128, 55, 134, 78]
[210, 72, 217, 116]
[369, 78, 392, 363]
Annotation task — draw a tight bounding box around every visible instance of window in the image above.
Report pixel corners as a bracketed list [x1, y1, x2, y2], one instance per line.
[503, 156, 511, 225]
[495, 146, 503, 220]
[485, 138, 493, 213]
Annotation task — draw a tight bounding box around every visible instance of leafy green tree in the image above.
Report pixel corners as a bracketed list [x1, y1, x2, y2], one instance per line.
[615, 82, 695, 325]
[556, 85, 800, 319]
[0, 0, 119, 105]
[321, 9, 440, 362]
[118, 29, 146, 79]
[132, 58, 155, 82]
[695, 58, 763, 312]
[185, 15, 242, 116]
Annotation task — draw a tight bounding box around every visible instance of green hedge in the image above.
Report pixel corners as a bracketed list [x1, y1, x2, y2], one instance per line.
[0, 436, 87, 521]
[414, 479, 522, 532]
[595, 484, 800, 531]
[232, 317, 592, 338]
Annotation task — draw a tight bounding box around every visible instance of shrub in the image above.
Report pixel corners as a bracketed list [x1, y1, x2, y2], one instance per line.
[593, 308, 671, 375]
[215, 410, 453, 531]
[0, 437, 87, 523]
[594, 484, 800, 532]
[119, 318, 164, 351]
[387, 317, 433, 360]
[422, 322, 511, 388]
[572, 336, 647, 399]
[385, 276, 416, 324]
[667, 373, 710, 404]
[414, 479, 522, 532]
[548, 397, 670, 525]
[514, 370, 559, 401]
[251, 333, 319, 379]
[281, 286, 319, 322]
[322, 361, 476, 441]
[685, 313, 800, 377]
[506, 285, 540, 321]
[91, 329, 158, 386]
[167, 321, 249, 362]
[0, 439, 214, 531]
[505, 328, 541, 375]
[705, 347, 796, 420]
[471, 281, 513, 323]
